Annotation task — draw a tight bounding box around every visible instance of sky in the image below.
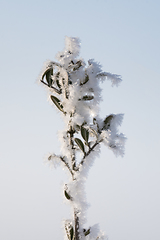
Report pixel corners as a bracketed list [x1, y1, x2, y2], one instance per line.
[0, 0, 160, 240]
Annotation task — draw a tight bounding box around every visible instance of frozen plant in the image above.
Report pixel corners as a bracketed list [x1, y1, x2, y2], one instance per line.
[39, 37, 126, 240]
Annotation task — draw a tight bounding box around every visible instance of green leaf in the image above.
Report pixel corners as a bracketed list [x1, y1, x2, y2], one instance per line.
[103, 114, 114, 130]
[64, 190, 71, 200]
[46, 68, 53, 87]
[70, 226, 74, 240]
[50, 95, 65, 113]
[41, 68, 49, 80]
[84, 228, 90, 236]
[75, 138, 85, 153]
[83, 228, 90, 236]
[81, 126, 89, 143]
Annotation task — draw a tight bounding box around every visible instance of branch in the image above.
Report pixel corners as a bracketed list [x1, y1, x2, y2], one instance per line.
[60, 156, 74, 178]
[79, 141, 99, 166]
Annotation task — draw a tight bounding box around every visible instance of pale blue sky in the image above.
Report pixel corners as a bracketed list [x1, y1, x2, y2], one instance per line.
[0, 0, 160, 240]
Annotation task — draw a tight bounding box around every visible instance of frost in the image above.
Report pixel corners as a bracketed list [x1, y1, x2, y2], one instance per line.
[86, 224, 108, 240]
[56, 37, 81, 67]
[40, 36, 126, 240]
[96, 71, 122, 86]
[44, 153, 61, 169]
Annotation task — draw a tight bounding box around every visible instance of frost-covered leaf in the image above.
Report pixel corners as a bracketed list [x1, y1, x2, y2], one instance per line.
[56, 79, 61, 89]
[96, 72, 122, 86]
[109, 144, 116, 149]
[55, 72, 61, 89]
[81, 126, 89, 143]
[73, 60, 82, 71]
[64, 190, 72, 200]
[75, 124, 81, 131]
[82, 95, 94, 101]
[104, 114, 114, 124]
[46, 68, 53, 87]
[83, 228, 90, 236]
[88, 127, 98, 138]
[70, 226, 74, 240]
[80, 74, 89, 85]
[103, 114, 114, 130]
[75, 138, 85, 153]
[93, 118, 101, 133]
[46, 153, 61, 168]
[93, 118, 97, 124]
[41, 67, 50, 81]
[50, 95, 65, 113]
[65, 221, 73, 240]
[48, 155, 52, 160]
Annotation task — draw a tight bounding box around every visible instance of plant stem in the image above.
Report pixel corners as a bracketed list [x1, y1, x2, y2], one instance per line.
[68, 126, 77, 171]
[74, 209, 80, 240]
[60, 156, 74, 178]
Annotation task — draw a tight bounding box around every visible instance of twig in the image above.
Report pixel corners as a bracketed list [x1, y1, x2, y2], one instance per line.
[68, 126, 77, 171]
[60, 156, 74, 178]
[79, 141, 99, 166]
[74, 209, 80, 240]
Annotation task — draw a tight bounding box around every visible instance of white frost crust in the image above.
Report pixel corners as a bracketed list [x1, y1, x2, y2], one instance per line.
[97, 71, 122, 86]
[44, 153, 61, 169]
[100, 114, 126, 157]
[85, 224, 108, 240]
[56, 37, 81, 67]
